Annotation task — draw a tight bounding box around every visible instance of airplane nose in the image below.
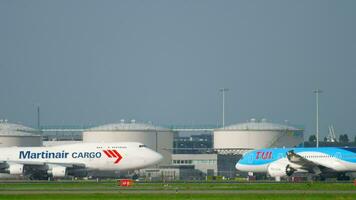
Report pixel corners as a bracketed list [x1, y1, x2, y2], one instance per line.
[146, 150, 163, 166]
[235, 163, 241, 170]
[153, 152, 163, 164]
[235, 162, 246, 171]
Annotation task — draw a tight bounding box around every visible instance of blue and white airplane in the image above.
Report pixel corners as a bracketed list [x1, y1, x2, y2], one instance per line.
[235, 147, 356, 179]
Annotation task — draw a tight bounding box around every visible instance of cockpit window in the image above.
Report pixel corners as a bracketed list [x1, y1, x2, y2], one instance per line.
[139, 144, 147, 148]
[241, 152, 248, 160]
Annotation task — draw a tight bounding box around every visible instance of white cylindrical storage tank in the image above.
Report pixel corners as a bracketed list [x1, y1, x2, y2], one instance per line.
[83, 121, 175, 166]
[214, 119, 303, 150]
[0, 122, 42, 147]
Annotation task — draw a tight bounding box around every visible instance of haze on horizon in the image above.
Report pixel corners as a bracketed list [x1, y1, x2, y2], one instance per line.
[0, 0, 355, 139]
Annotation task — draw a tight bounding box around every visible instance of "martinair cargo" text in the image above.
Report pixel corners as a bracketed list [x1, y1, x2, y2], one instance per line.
[19, 151, 102, 159]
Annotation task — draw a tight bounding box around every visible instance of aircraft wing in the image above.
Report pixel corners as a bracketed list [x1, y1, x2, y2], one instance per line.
[0, 160, 86, 173]
[286, 150, 333, 175]
[7, 160, 85, 168]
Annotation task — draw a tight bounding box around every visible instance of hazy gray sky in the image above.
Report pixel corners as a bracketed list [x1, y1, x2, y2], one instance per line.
[0, 0, 355, 138]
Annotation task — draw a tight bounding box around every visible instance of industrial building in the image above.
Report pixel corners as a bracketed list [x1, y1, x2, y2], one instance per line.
[172, 154, 217, 176]
[0, 121, 42, 147]
[173, 134, 213, 154]
[83, 120, 176, 166]
[140, 165, 202, 181]
[214, 119, 304, 151]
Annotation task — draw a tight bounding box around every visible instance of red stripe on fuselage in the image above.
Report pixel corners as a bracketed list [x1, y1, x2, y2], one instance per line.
[107, 150, 117, 158]
[103, 150, 112, 158]
[112, 150, 123, 164]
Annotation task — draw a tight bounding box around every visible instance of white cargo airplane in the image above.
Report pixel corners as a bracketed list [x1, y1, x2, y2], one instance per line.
[0, 142, 162, 179]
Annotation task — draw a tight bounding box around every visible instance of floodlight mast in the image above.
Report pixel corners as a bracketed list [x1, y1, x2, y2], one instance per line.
[314, 89, 322, 148]
[219, 88, 229, 128]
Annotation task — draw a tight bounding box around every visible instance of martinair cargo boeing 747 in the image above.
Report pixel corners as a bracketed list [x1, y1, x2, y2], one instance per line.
[0, 142, 162, 179]
[236, 147, 356, 180]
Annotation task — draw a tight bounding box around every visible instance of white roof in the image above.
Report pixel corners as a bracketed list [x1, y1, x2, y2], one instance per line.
[216, 121, 301, 131]
[0, 122, 40, 136]
[87, 122, 170, 132]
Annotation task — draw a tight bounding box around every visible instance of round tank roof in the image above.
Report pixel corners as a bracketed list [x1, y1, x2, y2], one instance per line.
[0, 122, 40, 136]
[86, 121, 171, 132]
[215, 119, 301, 131]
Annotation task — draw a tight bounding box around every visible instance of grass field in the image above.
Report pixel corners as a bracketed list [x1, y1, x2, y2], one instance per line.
[0, 181, 356, 199]
[0, 181, 355, 191]
[1, 193, 356, 200]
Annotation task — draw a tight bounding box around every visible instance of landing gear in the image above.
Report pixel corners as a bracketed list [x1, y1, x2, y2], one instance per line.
[337, 173, 350, 181]
[28, 172, 49, 180]
[314, 175, 326, 181]
[131, 173, 139, 180]
[307, 174, 326, 182]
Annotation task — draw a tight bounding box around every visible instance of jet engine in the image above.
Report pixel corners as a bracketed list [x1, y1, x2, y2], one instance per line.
[267, 162, 295, 177]
[6, 163, 24, 175]
[48, 166, 67, 177]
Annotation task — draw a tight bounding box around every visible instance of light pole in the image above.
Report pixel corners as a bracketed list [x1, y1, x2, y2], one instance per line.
[313, 89, 322, 148]
[37, 105, 40, 130]
[219, 88, 229, 128]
